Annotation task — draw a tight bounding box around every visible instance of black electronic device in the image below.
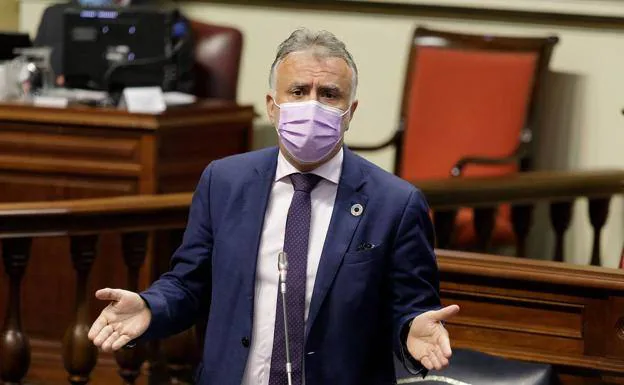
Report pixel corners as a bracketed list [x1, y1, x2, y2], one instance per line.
[0, 32, 32, 61]
[62, 6, 189, 91]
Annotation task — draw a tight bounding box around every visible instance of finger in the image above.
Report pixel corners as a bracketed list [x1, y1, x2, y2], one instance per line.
[111, 334, 132, 351]
[421, 356, 433, 371]
[439, 331, 452, 358]
[430, 304, 460, 322]
[95, 288, 124, 302]
[93, 324, 114, 347]
[434, 346, 449, 368]
[428, 352, 442, 371]
[101, 331, 120, 352]
[88, 315, 108, 341]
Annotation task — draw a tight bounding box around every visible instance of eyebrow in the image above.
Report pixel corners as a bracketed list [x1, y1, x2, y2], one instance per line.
[318, 84, 343, 96]
[288, 82, 311, 91]
[287, 82, 345, 96]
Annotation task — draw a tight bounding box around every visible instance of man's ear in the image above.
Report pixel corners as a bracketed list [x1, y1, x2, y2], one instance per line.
[348, 100, 359, 122]
[266, 93, 278, 127]
[343, 100, 359, 132]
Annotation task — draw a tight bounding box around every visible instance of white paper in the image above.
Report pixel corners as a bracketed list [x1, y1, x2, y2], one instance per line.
[33, 95, 69, 108]
[163, 91, 196, 106]
[122, 86, 166, 114]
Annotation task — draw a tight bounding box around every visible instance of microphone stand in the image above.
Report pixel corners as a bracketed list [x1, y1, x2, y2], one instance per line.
[278, 251, 293, 385]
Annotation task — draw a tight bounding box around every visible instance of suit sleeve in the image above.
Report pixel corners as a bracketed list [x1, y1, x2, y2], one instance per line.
[139, 163, 215, 339]
[391, 188, 441, 375]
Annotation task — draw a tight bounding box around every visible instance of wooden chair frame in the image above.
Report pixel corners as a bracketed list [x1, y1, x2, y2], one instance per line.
[351, 26, 559, 178]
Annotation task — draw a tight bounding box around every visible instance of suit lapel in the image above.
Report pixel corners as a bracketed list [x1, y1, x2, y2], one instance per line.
[238, 148, 279, 317]
[306, 148, 368, 334]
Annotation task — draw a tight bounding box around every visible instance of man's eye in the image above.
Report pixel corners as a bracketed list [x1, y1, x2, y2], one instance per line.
[292, 89, 303, 96]
[322, 92, 336, 99]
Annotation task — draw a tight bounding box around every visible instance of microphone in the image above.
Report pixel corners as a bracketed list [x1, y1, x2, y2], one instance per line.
[277, 251, 293, 385]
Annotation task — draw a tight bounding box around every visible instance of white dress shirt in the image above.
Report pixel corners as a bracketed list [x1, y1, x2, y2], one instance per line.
[240, 149, 343, 385]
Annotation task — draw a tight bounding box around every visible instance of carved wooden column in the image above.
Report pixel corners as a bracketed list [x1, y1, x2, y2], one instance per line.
[433, 210, 457, 249]
[511, 204, 534, 258]
[0, 238, 32, 385]
[473, 207, 496, 252]
[588, 197, 611, 266]
[63, 235, 99, 385]
[549, 201, 573, 262]
[115, 232, 149, 385]
[161, 229, 199, 385]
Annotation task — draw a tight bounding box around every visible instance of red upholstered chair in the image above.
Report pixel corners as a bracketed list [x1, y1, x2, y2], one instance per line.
[190, 20, 243, 101]
[351, 27, 558, 252]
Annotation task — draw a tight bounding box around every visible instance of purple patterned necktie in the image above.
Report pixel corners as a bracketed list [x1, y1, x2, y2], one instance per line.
[268, 173, 322, 385]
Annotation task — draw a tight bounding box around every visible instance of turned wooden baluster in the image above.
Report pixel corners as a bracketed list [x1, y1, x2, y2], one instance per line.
[511, 204, 534, 258]
[433, 209, 457, 249]
[63, 235, 99, 385]
[0, 238, 32, 385]
[473, 207, 496, 252]
[549, 201, 573, 262]
[162, 228, 199, 385]
[115, 232, 149, 385]
[588, 197, 611, 266]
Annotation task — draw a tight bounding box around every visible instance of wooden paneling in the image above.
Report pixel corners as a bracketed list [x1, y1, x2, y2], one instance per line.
[157, 119, 252, 193]
[438, 249, 624, 383]
[1, 190, 623, 383]
[0, 101, 254, 384]
[25, 338, 149, 385]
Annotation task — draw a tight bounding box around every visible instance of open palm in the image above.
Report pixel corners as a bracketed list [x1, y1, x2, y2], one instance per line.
[406, 305, 460, 370]
[88, 288, 152, 352]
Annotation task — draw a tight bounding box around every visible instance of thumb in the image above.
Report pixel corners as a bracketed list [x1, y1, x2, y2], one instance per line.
[95, 288, 124, 302]
[429, 304, 460, 322]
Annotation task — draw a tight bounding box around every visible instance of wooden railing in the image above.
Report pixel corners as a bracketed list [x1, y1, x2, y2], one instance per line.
[0, 170, 622, 384]
[0, 194, 192, 385]
[437, 249, 624, 384]
[419, 170, 624, 264]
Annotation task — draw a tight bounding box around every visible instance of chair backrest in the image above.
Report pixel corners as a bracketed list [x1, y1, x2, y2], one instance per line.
[190, 20, 243, 101]
[398, 27, 558, 181]
[395, 348, 554, 385]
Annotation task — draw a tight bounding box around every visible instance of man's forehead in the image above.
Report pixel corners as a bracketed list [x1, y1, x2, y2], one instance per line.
[276, 51, 352, 84]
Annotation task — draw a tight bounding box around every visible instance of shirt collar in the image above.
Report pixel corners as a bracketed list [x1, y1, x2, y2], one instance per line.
[275, 148, 343, 184]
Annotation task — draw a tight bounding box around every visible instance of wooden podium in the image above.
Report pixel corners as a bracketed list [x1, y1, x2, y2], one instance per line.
[0, 100, 254, 200]
[0, 101, 255, 369]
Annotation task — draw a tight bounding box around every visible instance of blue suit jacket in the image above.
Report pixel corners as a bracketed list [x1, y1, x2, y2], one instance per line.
[140, 146, 441, 385]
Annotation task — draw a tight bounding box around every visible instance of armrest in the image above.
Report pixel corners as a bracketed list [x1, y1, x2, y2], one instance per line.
[451, 130, 531, 177]
[348, 122, 404, 152]
[451, 152, 523, 177]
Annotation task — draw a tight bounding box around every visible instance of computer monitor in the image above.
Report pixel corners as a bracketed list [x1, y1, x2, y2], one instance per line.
[0, 32, 32, 61]
[62, 6, 184, 91]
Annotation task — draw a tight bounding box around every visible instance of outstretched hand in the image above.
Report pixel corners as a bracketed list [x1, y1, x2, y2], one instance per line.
[406, 304, 460, 371]
[88, 288, 152, 352]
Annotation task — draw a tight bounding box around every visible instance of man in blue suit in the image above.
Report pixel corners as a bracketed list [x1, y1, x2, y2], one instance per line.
[89, 28, 459, 385]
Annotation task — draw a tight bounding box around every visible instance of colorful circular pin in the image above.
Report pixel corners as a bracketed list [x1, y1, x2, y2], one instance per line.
[350, 203, 364, 217]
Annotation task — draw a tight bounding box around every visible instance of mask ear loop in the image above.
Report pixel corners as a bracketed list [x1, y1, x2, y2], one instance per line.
[272, 93, 282, 109]
[270, 93, 282, 131]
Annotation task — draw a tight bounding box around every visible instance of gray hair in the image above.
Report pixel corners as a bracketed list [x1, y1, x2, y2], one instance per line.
[269, 28, 358, 101]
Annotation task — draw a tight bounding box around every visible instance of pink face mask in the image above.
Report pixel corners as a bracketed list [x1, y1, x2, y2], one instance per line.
[275, 100, 350, 164]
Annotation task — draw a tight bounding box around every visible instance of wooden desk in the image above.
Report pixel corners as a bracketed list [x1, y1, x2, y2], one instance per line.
[0, 100, 254, 200]
[439, 249, 624, 384]
[0, 101, 254, 349]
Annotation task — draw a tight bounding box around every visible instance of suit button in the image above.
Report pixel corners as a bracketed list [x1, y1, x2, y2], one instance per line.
[241, 337, 250, 347]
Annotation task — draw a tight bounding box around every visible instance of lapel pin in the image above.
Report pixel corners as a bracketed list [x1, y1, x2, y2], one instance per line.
[350, 203, 364, 217]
